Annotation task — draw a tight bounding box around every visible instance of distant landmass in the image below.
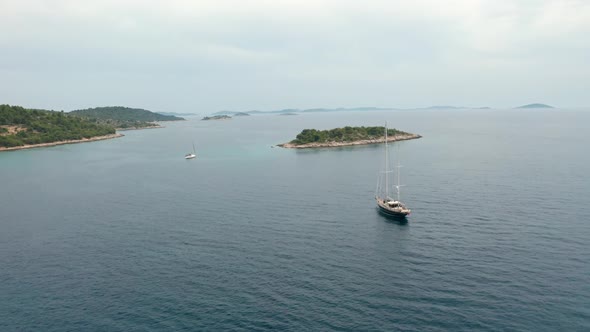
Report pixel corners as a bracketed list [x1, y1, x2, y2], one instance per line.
[211, 110, 258, 116]
[515, 103, 554, 109]
[70, 106, 184, 129]
[157, 111, 198, 116]
[279, 126, 421, 149]
[415, 105, 493, 110]
[423, 105, 464, 110]
[202, 115, 231, 121]
[0, 104, 118, 150]
[207, 106, 500, 116]
[211, 110, 235, 116]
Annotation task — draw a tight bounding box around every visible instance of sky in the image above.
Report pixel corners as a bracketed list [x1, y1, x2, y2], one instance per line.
[1, 0, 588, 113]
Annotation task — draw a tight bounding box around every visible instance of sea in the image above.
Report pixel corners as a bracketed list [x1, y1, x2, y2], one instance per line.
[1, 108, 589, 331]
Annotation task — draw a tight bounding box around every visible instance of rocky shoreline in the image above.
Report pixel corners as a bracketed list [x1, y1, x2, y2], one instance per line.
[0, 133, 124, 152]
[278, 134, 421, 149]
[116, 124, 163, 131]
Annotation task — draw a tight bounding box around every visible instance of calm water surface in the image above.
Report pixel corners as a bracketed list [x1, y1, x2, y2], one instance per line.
[1, 109, 589, 331]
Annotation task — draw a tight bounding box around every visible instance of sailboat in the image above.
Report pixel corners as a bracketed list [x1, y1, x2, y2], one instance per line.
[185, 142, 196, 159]
[375, 123, 411, 218]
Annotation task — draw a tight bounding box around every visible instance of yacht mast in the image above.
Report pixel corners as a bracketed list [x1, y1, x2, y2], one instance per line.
[396, 158, 401, 202]
[384, 122, 389, 200]
[395, 139, 403, 202]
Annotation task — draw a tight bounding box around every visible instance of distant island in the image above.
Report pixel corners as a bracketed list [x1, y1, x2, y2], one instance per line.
[202, 115, 231, 121]
[70, 106, 184, 129]
[211, 110, 256, 116]
[0, 104, 120, 150]
[278, 126, 421, 149]
[157, 111, 198, 116]
[279, 113, 298, 116]
[211, 110, 234, 116]
[211, 105, 501, 115]
[515, 103, 554, 109]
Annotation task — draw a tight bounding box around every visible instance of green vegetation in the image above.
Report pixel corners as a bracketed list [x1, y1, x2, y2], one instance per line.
[69, 106, 184, 129]
[515, 103, 554, 109]
[290, 126, 410, 145]
[202, 115, 231, 120]
[0, 104, 115, 148]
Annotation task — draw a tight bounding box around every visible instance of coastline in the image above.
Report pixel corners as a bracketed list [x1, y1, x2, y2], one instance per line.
[202, 117, 232, 121]
[116, 124, 163, 131]
[0, 133, 124, 152]
[278, 134, 421, 149]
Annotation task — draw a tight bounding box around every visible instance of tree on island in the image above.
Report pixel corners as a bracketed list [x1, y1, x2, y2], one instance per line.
[515, 103, 554, 109]
[0, 105, 115, 148]
[202, 115, 232, 120]
[69, 106, 184, 129]
[291, 126, 410, 145]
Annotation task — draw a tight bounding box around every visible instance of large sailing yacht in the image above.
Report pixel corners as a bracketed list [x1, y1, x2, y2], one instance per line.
[375, 123, 411, 218]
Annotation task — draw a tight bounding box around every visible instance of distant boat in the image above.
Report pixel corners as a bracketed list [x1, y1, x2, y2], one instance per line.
[375, 123, 411, 218]
[185, 143, 196, 159]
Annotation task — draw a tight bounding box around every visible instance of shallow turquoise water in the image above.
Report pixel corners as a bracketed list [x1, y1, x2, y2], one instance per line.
[1, 109, 589, 331]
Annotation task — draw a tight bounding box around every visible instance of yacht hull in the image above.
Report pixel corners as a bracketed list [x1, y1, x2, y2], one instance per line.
[377, 205, 409, 218]
[376, 199, 410, 219]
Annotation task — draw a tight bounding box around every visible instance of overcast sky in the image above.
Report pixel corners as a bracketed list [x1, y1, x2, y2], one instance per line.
[1, 0, 588, 112]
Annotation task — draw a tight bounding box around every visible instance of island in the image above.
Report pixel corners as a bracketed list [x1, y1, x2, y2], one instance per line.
[202, 115, 232, 121]
[69, 106, 184, 129]
[0, 104, 121, 151]
[233, 112, 250, 117]
[278, 113, 298, 116]
[156, 111, 197, 116]
[515, 103, 554, 109]
[278, 126, 421, 149]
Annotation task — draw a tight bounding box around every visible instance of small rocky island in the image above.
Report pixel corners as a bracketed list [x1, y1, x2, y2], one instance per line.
[515, 103, 554, 109]
[202, 115, 232, 121]
[278, 126, 421, 149]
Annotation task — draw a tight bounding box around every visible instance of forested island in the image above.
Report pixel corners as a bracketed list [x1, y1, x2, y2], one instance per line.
[202, 115, 231, 120]
[70, 106, 184, 129]
[0, 104, 119, 150]
[515, 103, 554, 109]
[278, 126, 421, 149]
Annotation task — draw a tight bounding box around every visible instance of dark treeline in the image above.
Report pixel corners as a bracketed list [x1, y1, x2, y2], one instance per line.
[291, 126, 410, 145]
[202, 115, 231, 120]
[0, 105, 115, 147]
[70, 106, 183, 128]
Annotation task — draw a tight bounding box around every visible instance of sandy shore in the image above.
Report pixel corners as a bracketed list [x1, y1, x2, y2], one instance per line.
[0, 133, 124, 152]
[278, 134, 421, 149]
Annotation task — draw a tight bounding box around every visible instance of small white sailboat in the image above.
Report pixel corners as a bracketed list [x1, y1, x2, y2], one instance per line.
[185, 143, 196, 159]
[375, 123, 411, 218]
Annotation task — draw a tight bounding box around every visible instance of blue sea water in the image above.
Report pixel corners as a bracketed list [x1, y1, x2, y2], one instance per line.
[1, 109, 589, 331]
